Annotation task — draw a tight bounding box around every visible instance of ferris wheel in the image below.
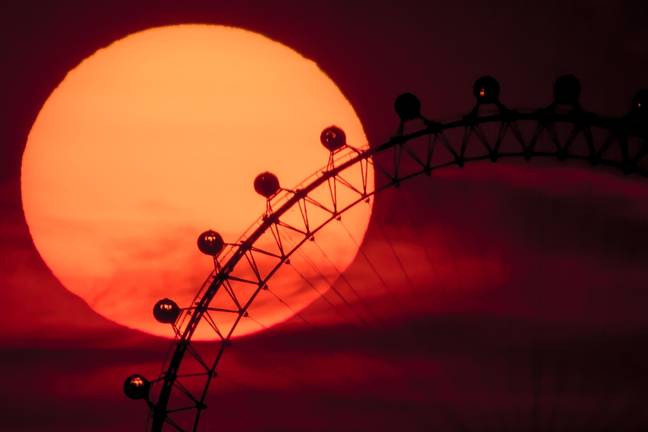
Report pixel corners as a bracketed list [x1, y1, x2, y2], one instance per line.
[123, 75, 648, 431]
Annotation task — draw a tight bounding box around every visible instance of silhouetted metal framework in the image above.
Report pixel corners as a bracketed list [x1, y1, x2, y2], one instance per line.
[124, 77, 647, 432]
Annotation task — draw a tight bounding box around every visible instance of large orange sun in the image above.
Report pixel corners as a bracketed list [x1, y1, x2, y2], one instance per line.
[21, 24, 373, 339]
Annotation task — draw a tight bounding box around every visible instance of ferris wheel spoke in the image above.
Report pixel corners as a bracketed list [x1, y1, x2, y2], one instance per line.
[161, 414, 186, 432]
[308, 237, 379, 326]
[263, 286, 318, 329]
[338, 219, 407, 307]
[291, 239, 371, 327]
[171, 380, 205, 408]
[201, 311, 225, 340]
[281, 226, 376, 326]
[183, 343, 211, 373]
[244, 312, 269, 330]
[398, 193, 443, 285]
[165, 406, 197, 415]
[375, 216, 417, 296]
[287, 254, 356, 325]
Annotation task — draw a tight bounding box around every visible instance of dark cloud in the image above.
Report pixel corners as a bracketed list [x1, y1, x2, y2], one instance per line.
[3, 310, 647, 431]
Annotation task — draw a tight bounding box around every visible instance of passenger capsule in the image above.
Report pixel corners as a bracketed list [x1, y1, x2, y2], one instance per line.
[153, 298, 181, 324]
[320, 126, 347, 152]
[123, 374, 150, 400]
[254, 172, 280, 198]
[553, 74, 581, 106]
[473, 76, 500, 103]
[197, 230, 224, 256]
[394, 92, 421, 121]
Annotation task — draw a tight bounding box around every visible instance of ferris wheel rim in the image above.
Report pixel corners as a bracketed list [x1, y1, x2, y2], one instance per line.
[137, 100, 647, 431]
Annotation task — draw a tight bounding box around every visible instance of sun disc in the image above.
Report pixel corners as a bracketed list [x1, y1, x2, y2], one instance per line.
[21, 24, 373, 339]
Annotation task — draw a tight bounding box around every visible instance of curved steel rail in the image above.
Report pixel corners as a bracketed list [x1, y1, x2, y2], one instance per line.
[137, 94, 646, 431]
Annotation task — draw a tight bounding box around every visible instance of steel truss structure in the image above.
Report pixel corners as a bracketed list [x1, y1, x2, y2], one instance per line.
[127, 79, 647, 432]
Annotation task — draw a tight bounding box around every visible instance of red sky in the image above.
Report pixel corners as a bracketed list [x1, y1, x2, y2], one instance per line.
[1, 1, 648, 431]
